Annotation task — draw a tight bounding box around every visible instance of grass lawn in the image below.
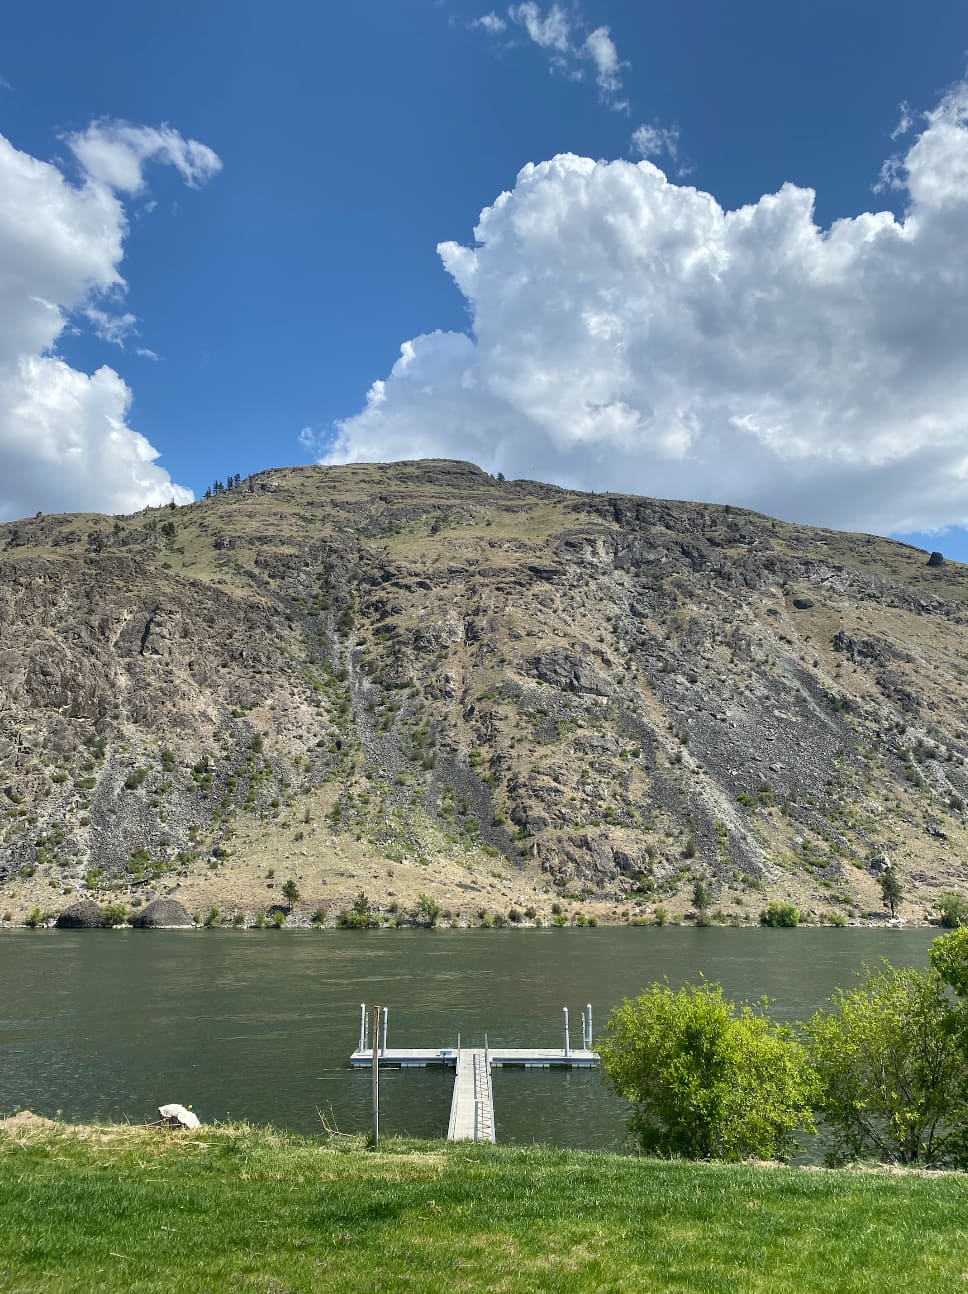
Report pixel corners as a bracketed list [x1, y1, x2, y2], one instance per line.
[2, 1121, 967, 1292]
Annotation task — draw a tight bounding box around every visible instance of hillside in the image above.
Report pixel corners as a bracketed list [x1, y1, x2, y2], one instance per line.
[1, 459, 967, 926]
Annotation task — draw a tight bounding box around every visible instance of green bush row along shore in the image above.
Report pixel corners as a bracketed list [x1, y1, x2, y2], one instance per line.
[2, 1122, 968, 1294]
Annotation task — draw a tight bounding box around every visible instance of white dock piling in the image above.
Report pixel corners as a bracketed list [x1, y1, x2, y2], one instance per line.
[563, 1006, 570, 1057]
[381, 1006, 388, 1055]
[371, 1004, 381, 1143]
[586, 1002, 593, 1048]
[359, 1003, 367, 1053]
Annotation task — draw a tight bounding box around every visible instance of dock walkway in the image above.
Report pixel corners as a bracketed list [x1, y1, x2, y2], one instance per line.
[447, 1049, 495, 1142]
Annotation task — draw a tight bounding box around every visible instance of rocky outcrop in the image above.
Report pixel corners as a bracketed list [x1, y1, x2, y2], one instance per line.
[55, 900, 104, 928]
[132, 899, 193, 929]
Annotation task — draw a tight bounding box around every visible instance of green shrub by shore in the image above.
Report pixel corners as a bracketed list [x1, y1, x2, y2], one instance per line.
[2, 1121, 968, 1292]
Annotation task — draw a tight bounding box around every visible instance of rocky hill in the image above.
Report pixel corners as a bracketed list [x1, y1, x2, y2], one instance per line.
[1, 459, 966, 926]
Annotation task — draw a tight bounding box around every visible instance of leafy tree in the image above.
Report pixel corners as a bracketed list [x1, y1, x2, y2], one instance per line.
[412, 893, 441, 927]
[691, 878, 711, 914]
[877, 868, 903, 917]
[937, 892, 968, 929]
[338, 891, 380, 929]
[600, 981, 817, 1161]
[281, 879, 300, 911]
[931, 929, 968, 1064]
[930, 926, 968, 998]
[808, 963, 968, 1166]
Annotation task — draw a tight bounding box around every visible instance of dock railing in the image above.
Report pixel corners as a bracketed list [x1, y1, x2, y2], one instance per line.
[446, 1049, 464, 1141]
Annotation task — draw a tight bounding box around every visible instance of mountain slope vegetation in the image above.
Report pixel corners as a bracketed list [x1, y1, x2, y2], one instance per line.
[1, 459, 966, 925]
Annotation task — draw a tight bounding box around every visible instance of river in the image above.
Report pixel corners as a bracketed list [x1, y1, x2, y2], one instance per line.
[0, 926, 939, 1149]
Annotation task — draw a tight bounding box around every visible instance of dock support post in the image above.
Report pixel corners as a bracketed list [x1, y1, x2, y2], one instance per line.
[359, 1003, 367, 1053]
[563, 1007, 570, 1057]
[586, 1003, 593, 1049]
[381, 1006, 388, 1056]
[371, 1004, 381, 1143]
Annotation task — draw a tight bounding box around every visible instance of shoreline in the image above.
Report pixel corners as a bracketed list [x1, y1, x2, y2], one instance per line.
[0, 1111, 961, 1176]
[0, 916, 946, 931]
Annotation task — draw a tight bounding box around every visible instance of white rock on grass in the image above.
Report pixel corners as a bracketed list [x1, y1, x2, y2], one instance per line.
[158, 1103, 201, 1129]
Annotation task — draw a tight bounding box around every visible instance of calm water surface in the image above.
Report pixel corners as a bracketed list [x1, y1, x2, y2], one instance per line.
[0, 927, 937, 1149]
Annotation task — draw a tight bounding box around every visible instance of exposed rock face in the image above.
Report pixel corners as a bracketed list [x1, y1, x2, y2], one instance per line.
[132, 899, 193, 929]
[55, 899, 104, 928]
[1, 459, 967, 916]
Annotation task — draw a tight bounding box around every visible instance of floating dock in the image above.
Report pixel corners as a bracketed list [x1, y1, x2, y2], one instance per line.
[351, 1004, 600, 1142]
[349, 1044, 601, 1069]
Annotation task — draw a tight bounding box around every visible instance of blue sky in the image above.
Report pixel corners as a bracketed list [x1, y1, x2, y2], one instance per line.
[3, 1, 968, 559]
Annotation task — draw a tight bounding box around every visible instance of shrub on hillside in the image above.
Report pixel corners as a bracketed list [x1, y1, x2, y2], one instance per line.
[760, 902, 800, 927]
[937, 893, 968, 929]
[412, 893, 440, 927]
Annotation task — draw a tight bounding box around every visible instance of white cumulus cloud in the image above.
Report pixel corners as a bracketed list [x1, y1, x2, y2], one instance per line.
[0, 122, 219, 522]
[66, 120, 222, 194]
[321, 79, 968, 535]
